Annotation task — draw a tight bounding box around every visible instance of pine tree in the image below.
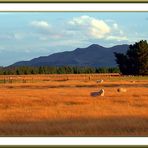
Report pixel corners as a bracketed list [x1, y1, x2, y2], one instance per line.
[114, 40, 148, 75]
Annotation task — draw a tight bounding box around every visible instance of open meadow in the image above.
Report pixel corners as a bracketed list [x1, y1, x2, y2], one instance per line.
[0, 74, 147, 136]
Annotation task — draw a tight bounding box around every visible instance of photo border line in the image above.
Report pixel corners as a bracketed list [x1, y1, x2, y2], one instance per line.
[0, 0, 148, 3]
[0, 2, 148, 148]
[0, 146, 148, 148]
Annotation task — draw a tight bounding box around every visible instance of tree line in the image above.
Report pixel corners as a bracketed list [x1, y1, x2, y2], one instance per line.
[1, 40, 147, 75]
[0, 66, 120, 75]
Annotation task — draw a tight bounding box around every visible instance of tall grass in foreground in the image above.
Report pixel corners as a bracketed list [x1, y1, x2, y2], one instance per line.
[0, 74, 147, 136]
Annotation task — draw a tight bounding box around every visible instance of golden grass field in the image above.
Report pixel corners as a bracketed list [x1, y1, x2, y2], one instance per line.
[0, 74, 147, 136]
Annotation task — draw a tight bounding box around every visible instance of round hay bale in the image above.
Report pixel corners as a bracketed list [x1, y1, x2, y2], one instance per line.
[117, 88, 127, 92]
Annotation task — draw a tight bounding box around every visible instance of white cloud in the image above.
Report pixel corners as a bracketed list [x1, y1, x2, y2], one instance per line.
[30, 20, 56, 41]
[68, 15, 128, 42]
[13, 32, 25, 40]
[68, 15, 110, 39]
[29, 16, 128, 44]
[90, 19, 110, 38]
[112, 23, 125, 37]
[106, 35, 128, 41]
[113, 23, 118, 29]
[119, 30, 124, 35]
[69, 15, 90, 25]
[30, 20, 51, 30]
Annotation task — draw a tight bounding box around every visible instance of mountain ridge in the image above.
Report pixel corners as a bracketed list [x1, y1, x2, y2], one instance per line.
[10, 44, 129, 67]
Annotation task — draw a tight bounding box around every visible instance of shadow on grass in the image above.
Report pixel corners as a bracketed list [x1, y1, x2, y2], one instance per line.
[0, 84, 148, 89]
[103, 84, 148, 88]
[0, 116, 148, 136]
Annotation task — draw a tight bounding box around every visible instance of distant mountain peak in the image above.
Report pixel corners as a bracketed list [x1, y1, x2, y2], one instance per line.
[10, 44, 129, 67]
[88, 44, 105, 48]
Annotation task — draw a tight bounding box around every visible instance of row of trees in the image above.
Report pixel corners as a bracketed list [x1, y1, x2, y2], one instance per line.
[0, 66, 120, 75]
[1, 40, 147, 75]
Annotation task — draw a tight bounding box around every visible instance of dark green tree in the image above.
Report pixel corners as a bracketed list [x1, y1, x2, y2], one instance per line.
[38, 66, 44, 74]
[114, 40, 148, 75]
[16, 69, 20, 75]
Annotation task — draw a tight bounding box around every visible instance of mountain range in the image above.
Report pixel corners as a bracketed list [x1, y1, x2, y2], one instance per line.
[11, 44, 129, 67]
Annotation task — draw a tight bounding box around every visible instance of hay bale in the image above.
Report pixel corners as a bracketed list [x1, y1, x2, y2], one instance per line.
[96, 79, 104, 83]
[117, 88, 127, 92]
[91, 89, 104, 97]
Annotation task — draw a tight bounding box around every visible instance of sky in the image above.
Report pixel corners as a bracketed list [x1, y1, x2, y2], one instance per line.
[0, 12, 148, 66]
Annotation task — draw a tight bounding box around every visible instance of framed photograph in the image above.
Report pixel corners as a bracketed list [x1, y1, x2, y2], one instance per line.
[0, 1, 148, 147]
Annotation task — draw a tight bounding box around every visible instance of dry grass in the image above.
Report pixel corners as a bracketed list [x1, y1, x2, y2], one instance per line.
[0, 74, 147, 136]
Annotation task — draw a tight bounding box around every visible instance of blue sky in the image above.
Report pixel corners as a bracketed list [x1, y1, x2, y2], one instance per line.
[0, 12, 148, 66]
